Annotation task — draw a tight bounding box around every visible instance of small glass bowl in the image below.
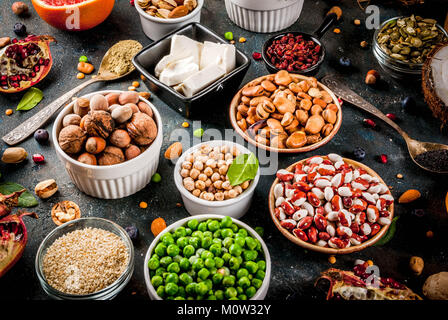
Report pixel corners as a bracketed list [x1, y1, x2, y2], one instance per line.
[35, 217, 134, 300]
[372, 16, 448, 80]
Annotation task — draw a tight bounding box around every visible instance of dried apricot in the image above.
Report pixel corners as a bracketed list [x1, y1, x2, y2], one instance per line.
[151, 217, 166, 237]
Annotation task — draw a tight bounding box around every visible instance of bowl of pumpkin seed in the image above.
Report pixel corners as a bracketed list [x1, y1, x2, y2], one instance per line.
[373, 15, 448, 80]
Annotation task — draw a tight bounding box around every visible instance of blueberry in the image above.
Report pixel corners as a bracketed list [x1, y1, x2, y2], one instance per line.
[401, 96, 416, 110]
[339, 57, 351, 68]
[353, 147, 366, 161]
[125, 225, 139, 241]
[13, 22, 27, 36]
[34, 129, 49, 144]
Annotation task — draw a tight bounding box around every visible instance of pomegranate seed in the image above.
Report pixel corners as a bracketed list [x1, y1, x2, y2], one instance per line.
[38, 58, 44, 65]
[32, 154, 45, 164]
[34, 65, 40, 72]
[386, 113, 397, 121]
[379, 154, 388, 164]
[12, 38, 18, 43]
[31, 72, 36, 77]
[337, 97, 343, 106]
[130, 0, 135, 5]
[252, 52, 262, 60]
[363, 118, 376, 128]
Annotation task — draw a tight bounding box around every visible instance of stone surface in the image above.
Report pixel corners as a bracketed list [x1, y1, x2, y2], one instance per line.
[0, 0, 447, 300]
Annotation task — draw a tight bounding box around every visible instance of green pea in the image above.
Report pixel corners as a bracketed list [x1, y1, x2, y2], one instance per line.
[79, 55, 88, 62]
[198, 222, 207, 232]
[179, 273, 193, 286]
[213, 230, 222, 238]
[192, 258, 204, 271]
[238, 294, 247, 300]
[176, 237, 189, 248]
[238, 228, 248, 237]
[203, 279, 213, 290]
[217, 267, 230, 276]
[196, 248, 205, 256]
[209, 244, 221, 257]
[230, 223, 238, 233]
[246, 286, 256, 298]
[225, 287, 238, 299]
[178, 286, 186, 297]
[255, 239, 262, 251]
[174, 296, 185, 300]
[174, 227, 187, 238]
[238, 276, 251, 289]
[229, 256, 240, 270]
[255, 227, 264, 237]
[202, 230, 212, 237]
[154, 243, 167, 256]
[187, 296, 194, 300]
[215, 289, 224, 300]
[189, 237, 200, 249]
[221, 247, 228, 254]
[212, 272, 223, 285]
[198, 268, 210, 280]
[252, 278, 263, 289]
[255, 269, 265, 280]
[222, 252, 231, 263]
[155, 267, 166, 277]
[229, 244, 243, 256]
[167, 244, 180, 257]
[193, 128, 204, 138]
[165, 282, 178, 296]
[243, 250, 258, 261]
[159, 256, 173, 268]
[165, 273, 178, 284]
[204, 258, 215, 269]
[229, 297, 239, 300]
[191, 231, 203, 238]
[223, 237, 233, 249]
[167, 262, 180, 273]
[151, 173, 162, 183]
[200, 250, 214, 260]
[236, 255, 243, 265]
[212, 238, 222, 246]
[221, 229, 234, 239]
[185, 228, 192, 236]
[151, 254, 160, 260]
[214, 257, 224, 268]
[207, 220, 220, 232]
[156, 285, 165, 298]
[161, 233, 174, 245]
[245, 237, 257, 250]
[222, 275, 235, 287]
[185, 282, 196, 295]
[182, 244, 195, 258]
[245, 261, 259, 274]
[173, 255, 183, 263]
[220, 216, 233, 228]
[151, 275, 163, 287]
[224, 31, 233, 40]
[201, 237, 212, 249]
[237, 268, 249, 279]
[148, 257, 160, 270]
[195, 282, 209, 296]
[189, 255, 199, 265]
[187, 219, 199, 230]
[210, 267, 217, 274]
[179, 257, 190, 270]
[236, 286, 244, 294]
[257, 260, 266, 271]
[234, 236, 245, 247]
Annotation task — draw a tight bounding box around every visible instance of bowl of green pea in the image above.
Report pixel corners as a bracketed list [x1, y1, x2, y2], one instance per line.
[143, 214, 271, 300]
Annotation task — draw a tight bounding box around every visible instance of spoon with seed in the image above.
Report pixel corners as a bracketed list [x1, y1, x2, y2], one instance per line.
[2, 40, 143, 146]
[322, 74, 448, 174]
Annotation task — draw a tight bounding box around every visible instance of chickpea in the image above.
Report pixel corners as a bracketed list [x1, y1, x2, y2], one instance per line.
[193, 161, 204, 171]
[204, 166, 213, 177]
[217, 153, 225, 161]
[189, 168, 200, 180]
[193, 151, 202, 158]
[213, 146, 220, 153]
[185, 154, 194, 163]
[231, 146, 240, 157]
[222, 181, 232, 190]
[228, 189, 238, 198]
[203, 192, 214, 201]
[241, 180, 250, 189]
[183, 178, 195, 191]
[208, 151, 218, 160]
[225, 153, 233, 161]
[195, 180, 206, 190]
[222, 175, 228, 181]
[197, 155, 208, 163]
[198, 173, 207, 182]
[220, 145, 229, 153]
[206, 158, 217, 168]
[217, 160, 226, 167]
[218, 165, 228, 175]
[201, 145, 212, 154]
[211, 172, 221, 182]
[213, 180, 223, 189]
[223, 191, 230, 200]
[199, 191, 207, 199]
[205, 179, 212, 187]
[192, 189, 201, 197]
[233, 186, 243, 194]
[215, 192, 224, 201]
[180, 168, 190, 178]
[182, 161, 192, 170]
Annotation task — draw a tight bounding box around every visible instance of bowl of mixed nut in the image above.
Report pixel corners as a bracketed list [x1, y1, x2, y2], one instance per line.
[135, 0, 203, 40]
[52, 90, 163, 199]
[174, 140, 260, 218]
[268, 154, 395, 254]
[229, 70, 342, 153]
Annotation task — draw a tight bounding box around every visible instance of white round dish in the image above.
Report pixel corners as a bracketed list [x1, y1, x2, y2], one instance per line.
[52, 90, 163, 199]
[143, 214, 271, 300]
[135, 0, 204, 40]
[174, 140, 260, 219]
[224, 0, 303, 33]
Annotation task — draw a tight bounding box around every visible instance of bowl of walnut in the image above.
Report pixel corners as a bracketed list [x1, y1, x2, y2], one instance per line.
[52, 90, 163, 199]
[229, 70, 342, 153]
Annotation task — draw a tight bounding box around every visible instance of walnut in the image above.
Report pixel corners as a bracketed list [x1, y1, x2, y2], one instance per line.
[126, 112, 157, 146]
[58, 125, 86, 154]
[83, 110, 115, 139]
[98, 146, 125, 165]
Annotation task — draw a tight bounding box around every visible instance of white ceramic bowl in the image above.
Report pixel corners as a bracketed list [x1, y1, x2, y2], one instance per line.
[174, 140, 260, 219]
[135, 0, 204, 40]
[52, 90, 163, 199]
[224, 0, 303, 33]
[143, 214, 271, 300]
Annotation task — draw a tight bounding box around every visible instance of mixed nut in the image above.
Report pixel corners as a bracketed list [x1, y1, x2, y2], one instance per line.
[272, 154, 394, 249]
[235, 70, 340, 150]
[138, 0, 198, 19]
[58, 91, 158, 166]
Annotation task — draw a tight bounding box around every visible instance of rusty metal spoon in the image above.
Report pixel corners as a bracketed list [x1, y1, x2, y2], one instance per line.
[2, 40, 142, 146]
[321, 74, 448, 174]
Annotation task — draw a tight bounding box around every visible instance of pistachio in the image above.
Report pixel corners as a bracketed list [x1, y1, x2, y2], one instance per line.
[51, 200, 81, 226]
[1, 147, 27, 164]
[35, 179, 58, 199]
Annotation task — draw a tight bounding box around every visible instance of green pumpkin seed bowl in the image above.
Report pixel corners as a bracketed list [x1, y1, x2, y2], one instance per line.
[373, 15, 448, 80]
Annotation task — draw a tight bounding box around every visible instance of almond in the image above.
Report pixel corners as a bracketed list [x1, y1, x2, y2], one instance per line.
[164, 142, 182, 160]
[168, 5, 189, 18]
[398, 189, 421, 203]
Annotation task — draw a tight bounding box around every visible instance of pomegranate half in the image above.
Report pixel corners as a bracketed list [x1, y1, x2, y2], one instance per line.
[0, 35, 55, 94]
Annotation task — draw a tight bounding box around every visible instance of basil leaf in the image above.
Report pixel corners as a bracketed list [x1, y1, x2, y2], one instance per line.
[16, 87, 44, 111]
[373, 216, 399, 246]
[0, 182, 38, 207]
[227, 152, 259, 186]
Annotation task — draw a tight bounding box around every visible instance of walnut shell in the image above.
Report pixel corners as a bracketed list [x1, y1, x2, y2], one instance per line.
[126, 112, 157, 146]
[58, 125, 87, 154]
[83, 110, 115, 139]
[98, 146, 125, 165]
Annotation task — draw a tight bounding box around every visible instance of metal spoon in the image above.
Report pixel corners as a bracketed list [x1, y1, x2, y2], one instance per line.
[321, 74, 448, 174]
[2, 40, 142, 146]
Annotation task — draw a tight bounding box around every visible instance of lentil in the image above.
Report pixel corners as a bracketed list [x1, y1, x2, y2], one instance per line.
[5, 109, 13, 116]
[76, 72, 85, 79]
[132, 81, 140, 88]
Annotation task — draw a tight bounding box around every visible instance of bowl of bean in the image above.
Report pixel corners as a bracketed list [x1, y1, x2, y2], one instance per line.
[268, 154, 395, 254]
[35, 217, 134, 300]
[143, 214, 271, 300]
[229, 71, 342, 153]
[174, 140, 260, 218]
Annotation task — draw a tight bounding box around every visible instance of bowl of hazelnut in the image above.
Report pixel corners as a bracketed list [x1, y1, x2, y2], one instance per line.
[52, 90, 163, 199]
[174, 140, 260, 218]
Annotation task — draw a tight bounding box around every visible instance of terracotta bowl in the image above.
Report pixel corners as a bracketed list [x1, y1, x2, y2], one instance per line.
[268, 156, 394, 254]
[229, 73, 342, 153]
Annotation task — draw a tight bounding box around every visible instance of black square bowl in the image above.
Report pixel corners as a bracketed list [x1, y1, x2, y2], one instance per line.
[132, 22, 251, 119]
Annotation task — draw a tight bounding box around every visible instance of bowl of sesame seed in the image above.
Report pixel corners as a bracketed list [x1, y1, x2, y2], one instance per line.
[35, 217, 134, 300]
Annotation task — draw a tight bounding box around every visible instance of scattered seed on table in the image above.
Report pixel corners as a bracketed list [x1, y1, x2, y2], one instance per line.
[366, 260, 374, 266]
[79, 55, 88, 63]
[5, 109, 13, 116]
[354, 19, 361, 25]
[76, 72, 85, 79]
[426, 230, 434, 238]
[396, 173, 403, 179]
[230, 40, 235, 44]
[360, 41, 368, 48]
[140, 74, 146, 81]
[328, 256, 336, 264]
[176, 202, 182, 207]
[333, 28, 341, 34]
[193, 128, 204, 137]
[151, 173, 161, 183]
[252, 52, 262, 60]
[128, 86, 136, 91]
[139, 201, 148, 209]
[132, 81, 140, 88]
[224, 31, 233, 41]
[239, 37, 246, 43]
[182, 121, 189, 128]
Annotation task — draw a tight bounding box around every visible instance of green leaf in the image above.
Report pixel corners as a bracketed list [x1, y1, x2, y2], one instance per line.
[373, 216, 399, 246]
[0, 182, 38, 207]
[16, 87, 44, 111]
[227, 153, 259, 186]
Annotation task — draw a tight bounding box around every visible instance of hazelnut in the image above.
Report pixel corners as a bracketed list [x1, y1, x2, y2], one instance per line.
[111, 105, 133, 124]
[34, 179, 58, 199]
[125, 103, 139, 114]
[98, 146, 125, 166]
[63, 114, 82, 127]
[125, 144, 142, 160]
[73, 97, 90, 117]
[365, 70, 380, 85]
[77, 152, 97, 165]
[85, 136, 106, 154]
[126, 112, 157, 146]
[109, 129, 131, 148]
[51, 201, 81, 226]
[12, 2, 28, 15]
[89, 94, 109, 111]
[58, 125, 86, 154]
[83, 110, 114, 139]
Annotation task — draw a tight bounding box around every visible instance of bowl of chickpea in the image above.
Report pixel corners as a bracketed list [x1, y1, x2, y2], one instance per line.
[174, 140, 260, 218]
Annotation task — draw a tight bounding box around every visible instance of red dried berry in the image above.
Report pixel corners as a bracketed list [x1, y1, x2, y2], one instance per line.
[363, 118, 376, 128]
[32, 153, 45, 164]
[252, 52, 262, 60]
[379, 154, 388, 164]
[129, 0, 135, 5]
[386, 113, 397, 121]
